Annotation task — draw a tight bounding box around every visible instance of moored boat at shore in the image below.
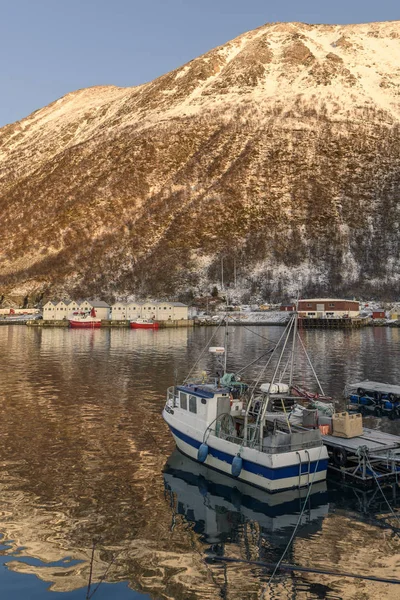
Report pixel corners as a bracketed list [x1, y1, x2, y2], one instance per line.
[162, 319, 329, 493]
[69, 309, 102, 328]
[130, 318, 159, 329]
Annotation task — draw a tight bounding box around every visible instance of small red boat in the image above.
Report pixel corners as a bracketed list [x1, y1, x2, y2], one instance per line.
[69, 308, 102, 328]
[130, 318, 159, 329]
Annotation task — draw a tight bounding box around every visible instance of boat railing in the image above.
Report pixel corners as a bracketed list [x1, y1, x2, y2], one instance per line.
[216, 428, 323, 454]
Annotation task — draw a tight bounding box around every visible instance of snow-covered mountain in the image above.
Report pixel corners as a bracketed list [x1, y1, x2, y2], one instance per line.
[1, 20, 400, 303]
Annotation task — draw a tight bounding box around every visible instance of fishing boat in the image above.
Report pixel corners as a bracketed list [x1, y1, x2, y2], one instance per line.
[69, 308, 102, 328]
[130, 318, 159, 329]
[162, 316, 329, 492]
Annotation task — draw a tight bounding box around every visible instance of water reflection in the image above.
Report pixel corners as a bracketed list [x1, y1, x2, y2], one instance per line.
[164, 449, 329, 546]
[0, 325, 399, 599]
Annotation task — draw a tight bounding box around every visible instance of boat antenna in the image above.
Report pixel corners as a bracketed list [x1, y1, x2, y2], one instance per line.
[223, 303, 229, 375]
[183, 319, 225, 383]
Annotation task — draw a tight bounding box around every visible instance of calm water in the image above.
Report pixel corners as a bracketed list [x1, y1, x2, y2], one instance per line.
[0, 324, 400, 600]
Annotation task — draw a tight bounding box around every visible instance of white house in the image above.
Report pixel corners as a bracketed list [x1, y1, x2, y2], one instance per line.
[66, 300, 81, 318]
[54, 300, 70, 320]
[126, 302, 143, 320]
[141, 302, 158, 320]
[111, 302, 128, 320]
[43, 301, 57, 320]
[88, 301, 111, 320]
[155, 302, 188, 321]
[43, 300, 111, 321]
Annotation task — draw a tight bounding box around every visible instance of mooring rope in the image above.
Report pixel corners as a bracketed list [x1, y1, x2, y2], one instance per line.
[207, 555, 400, 585]
[365, 454, 400, 539]
[260, 443, 324, 597]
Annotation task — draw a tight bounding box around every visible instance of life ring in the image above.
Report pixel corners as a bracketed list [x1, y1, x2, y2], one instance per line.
[332, 447, 347, 467]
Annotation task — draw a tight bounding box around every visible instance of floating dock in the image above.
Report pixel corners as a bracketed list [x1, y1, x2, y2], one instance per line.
[322, 427, 400, 485]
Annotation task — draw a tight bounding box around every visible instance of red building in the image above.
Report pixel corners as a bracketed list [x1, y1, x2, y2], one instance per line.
[280, 304, 295, 312]
[298, 299, 359, 318]
[372, 310, 385, 319]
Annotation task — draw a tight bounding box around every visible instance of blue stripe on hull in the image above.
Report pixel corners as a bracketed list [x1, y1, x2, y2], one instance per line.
[169, 425, 327, 481]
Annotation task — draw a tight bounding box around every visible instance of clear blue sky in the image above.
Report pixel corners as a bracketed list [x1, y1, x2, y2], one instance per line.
[1, 0, 398, 126]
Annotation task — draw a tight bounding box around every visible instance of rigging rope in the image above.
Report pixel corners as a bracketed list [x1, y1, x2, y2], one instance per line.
[183, 319, 224, 383]
[260, 444, 324, 597]
[365, 455, 400, 539]
[296, 331, 325, 396]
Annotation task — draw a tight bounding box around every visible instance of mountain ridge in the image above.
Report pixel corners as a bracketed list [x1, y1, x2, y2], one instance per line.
[1, 20, 400, 304]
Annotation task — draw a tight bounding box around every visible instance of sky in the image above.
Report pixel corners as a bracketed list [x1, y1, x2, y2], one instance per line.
[1, 0, 399, 127]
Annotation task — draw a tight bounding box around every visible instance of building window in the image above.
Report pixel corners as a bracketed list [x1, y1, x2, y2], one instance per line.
[307, 312, 316, 316]
[180, 393, 187, 410]
[307, 303, 312, 307]
[329, 303, 335, 307]
[189, 395, 197, 414]
[164, 307, 167, 310]
[169, 307, 172, 310]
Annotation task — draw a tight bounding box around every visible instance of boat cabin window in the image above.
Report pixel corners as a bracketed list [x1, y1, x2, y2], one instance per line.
[189, 395, 197, 414]
[180, 392, 188, 410]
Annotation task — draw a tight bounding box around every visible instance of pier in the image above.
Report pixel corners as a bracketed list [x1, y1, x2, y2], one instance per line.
[25, 319, 194, 328]
[299, 317, 368, 329]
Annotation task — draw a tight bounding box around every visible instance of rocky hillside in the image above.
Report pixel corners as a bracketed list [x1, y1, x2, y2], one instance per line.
[1, 20, 400, 304]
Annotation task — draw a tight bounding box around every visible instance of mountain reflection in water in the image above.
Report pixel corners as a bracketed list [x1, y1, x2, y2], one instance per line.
[0, 325, 399, 599]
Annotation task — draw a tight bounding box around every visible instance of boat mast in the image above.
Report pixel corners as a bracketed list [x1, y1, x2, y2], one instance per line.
[288, 296, 299, 389]
[258, 315, 295, 449]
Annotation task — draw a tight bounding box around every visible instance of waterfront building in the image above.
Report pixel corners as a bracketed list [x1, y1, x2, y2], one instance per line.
[66, 301, 81, 318]
[111, 302, 127, 320]
[126, 302, 143, 320]
[298, 299, 359, 319]
[54, 299, 70, 320]
[43, 300, 111, 320]
[43, 301, 57, 320]
[280, 304, 295, 312]
[86, 301, 111, 320]
[154, 302, 188, 321]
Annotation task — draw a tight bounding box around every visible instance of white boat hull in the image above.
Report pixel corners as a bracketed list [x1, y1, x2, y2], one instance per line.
[163, 409, 328, 493]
